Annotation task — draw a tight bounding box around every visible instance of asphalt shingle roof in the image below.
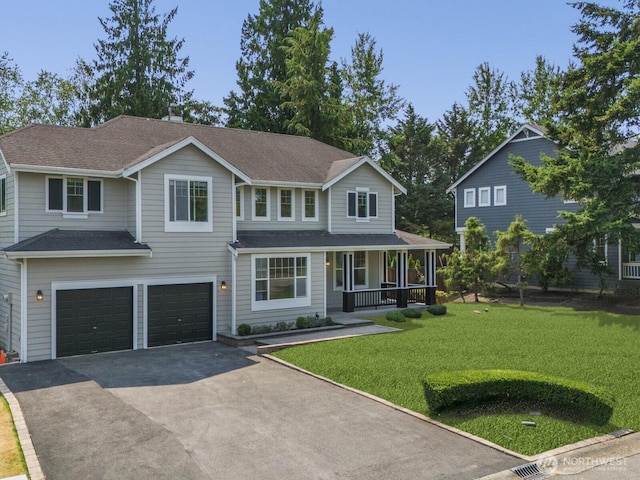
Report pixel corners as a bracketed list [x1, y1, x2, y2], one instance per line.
[2, 229, 151, 253]
[0, 116, 360, 184]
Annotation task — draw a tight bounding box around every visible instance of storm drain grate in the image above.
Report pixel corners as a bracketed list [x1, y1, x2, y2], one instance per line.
[510, 462, 551, 480]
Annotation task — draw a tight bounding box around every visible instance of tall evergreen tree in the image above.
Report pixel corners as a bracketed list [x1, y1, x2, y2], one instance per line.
[466, 62, 517, 157]
[342, 32, 404, 157]
[0, 52, 22, 134]
[16, 71, 79, 127]
[277, 10, 351, 148]
[512, 0, 640, 292]
[437, 102, 479, 184]
[514, 55, 562, 126]
[83, 0, 194, 125]
[224, 0, 315, 132]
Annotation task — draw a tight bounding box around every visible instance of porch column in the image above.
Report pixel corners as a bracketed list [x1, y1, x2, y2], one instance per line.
[342, 252, 355, 312]
[396, 250, 408, 308]
[619, 238, 623, 281]
[425, 250, 437, 305]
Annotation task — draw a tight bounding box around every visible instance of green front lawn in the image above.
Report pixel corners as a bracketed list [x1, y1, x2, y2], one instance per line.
[272, 303, 640, 455]
[0, 394, 28, 478]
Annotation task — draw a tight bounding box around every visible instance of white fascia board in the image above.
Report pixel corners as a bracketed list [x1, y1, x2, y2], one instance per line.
[231, 243, 450, 255]
[250, 180, 322, 189]
[11, 164, 121, 178]
[122, 136, 252, 184]
[446, 124, 546, 194]
[3, 249, 153, 259]
[322, 156, 407, 195]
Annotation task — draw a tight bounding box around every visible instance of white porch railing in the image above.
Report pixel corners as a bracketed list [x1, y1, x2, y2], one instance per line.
[622, 262, 640, 279]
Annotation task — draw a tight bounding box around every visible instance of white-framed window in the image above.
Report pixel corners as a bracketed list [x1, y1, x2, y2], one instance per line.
[478, 187, 491, 207]
[354, 251, 367, 288]
[164, 174, 212, 233]
[47, 176, 103, 217]
[0, 175, 6, 216]
[334, 251, 344, 290]
[463, 188, 475, 208]
[252, 187, 270, 221]
[347, 189, 378, 220]
[303, 189, 318, 221]
[593, 236, 608, 265]
[278, 188, 295, 221]
[235, 186, 244, 220]
[494, 185, 507, 206]
[252, 254, 311, 311]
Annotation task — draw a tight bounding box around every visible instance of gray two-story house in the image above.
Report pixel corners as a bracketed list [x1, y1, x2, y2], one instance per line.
[0, 116, 449, 362]
[447, 123, 638, 291]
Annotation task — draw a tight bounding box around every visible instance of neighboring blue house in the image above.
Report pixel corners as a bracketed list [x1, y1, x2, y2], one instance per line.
[446, 123, 638, 291]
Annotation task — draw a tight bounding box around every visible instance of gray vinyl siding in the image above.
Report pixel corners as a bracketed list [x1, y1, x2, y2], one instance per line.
[0, 165, 15, 248]
[18, 173, 130, 240]
[324, 251, 381, 311]
[329, 163, 394, 234]
[235, 252, 325, 328]
[455, 137, 575, 237]
[0, 258, 21, 354]
[126, 173, 137, 236]
[236, 187, 327, 231]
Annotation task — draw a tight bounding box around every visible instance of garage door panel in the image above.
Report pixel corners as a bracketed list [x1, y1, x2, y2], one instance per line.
[147, 282, 212, 347]
[56, 287, 133, 357]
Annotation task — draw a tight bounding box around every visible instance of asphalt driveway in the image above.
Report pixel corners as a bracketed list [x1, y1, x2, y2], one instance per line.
[0, 343, 521, 479]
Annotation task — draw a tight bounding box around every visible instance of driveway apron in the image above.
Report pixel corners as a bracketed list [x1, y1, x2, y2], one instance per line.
[0, 342, 521, 479]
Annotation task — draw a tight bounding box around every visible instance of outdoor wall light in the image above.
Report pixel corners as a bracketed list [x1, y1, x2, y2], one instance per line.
[220, 281, 227, 291]
[36, 290, 43, 301]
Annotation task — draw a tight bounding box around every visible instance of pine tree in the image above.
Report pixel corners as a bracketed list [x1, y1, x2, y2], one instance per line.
[0, 52, 22, 134]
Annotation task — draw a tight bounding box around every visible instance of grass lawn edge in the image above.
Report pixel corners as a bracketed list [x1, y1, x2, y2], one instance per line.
[0, 376, 36, 479]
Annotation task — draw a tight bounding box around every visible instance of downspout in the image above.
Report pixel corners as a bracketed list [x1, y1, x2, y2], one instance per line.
[618, 238, 623, 282]
[14, 171, 19, 244]
[17, 258, 27, 363]
[327, 188, 332, 233]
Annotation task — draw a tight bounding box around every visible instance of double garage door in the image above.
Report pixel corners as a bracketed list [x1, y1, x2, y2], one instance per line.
[56, 282, 213, 358]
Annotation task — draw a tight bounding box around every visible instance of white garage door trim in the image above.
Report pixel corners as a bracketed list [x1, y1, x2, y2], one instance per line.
[142, 275, 217, 349]
[51, 279, 140, 360]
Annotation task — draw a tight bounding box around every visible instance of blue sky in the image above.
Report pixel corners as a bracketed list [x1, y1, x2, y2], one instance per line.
[0, 1, 608, 122]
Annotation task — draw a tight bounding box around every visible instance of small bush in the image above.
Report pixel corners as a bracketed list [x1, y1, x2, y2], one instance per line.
[275, 321, 293, 332]
[251, 324, 274, 334]
[401, 308, 423, 318]
[324, 316, 334, 326]
[422, 369, 614, 425]
[237, 324, 251, 336]
[427, 305, 447, 316]
[296, 316, 308, 329]
[436, 290, 449, 304]
[386, 311, 406, 322]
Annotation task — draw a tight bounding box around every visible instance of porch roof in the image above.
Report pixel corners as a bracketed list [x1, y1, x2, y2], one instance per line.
[230, 230, 451, 253]
[2, 229, 152, 259]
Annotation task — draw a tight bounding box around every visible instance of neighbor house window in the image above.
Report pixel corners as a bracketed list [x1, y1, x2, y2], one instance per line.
[235, 186, 244, 220]
[494, 185, 507, 206]
[593, 236, 608, 265]
[164, 174, 212, 232]
[478, 187, 490, 207]
[278, 188, 294, 221]
[347, 189, 378, 220]
[253, 187, 270, 220]
[0, 175, 6, 215]
[463, 188, 475, 208]
[47, 176, 102, 216]
[303, 190, 317, 221]
[252, 254, 311, 310]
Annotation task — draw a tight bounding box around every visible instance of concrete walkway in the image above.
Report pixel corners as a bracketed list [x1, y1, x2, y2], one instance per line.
[0, 342, 520, 480]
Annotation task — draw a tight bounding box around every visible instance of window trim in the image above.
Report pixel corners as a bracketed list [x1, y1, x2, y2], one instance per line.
[235, 186, 244, 220]
[346, 188, 378, 221]
[252, 186, 271, 221]
[478, 187, 491, 207]
[353, 250, 368, 289]
[251, 253, 311, 311]
[0, 174, 6, 216]
[333, 251, 344, 290]
[463, 188, 476, 208]
[46, 176, 103, 218]
[302, 189, 318, 222]
[277, 188, 295, 221]
[493, 185, 507, 206]
[593, 236, 608, 266]
[164, 174, 213, 233]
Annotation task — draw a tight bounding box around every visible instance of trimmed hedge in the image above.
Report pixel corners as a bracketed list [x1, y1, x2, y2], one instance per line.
[423, 369, 614, 425]
[427, 304, 447, 316]
[401, 308, 423, 318]
[386, 311, 406, 322]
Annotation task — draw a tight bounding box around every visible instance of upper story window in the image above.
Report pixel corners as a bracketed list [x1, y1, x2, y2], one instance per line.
[278, 188, 295, 221]
[252, 187, 270, 221]
[236, 186, 244, 220]
[303, 190, 318, 221]
[347, 189, 377, 220]
[164, 174, 212, 233]
[47, 176, 102, 217]
[494, 185, 507, 206]
[0, 175, 6, 216]
[463, 188, 475, 208]
[478, 187, 490, 207]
